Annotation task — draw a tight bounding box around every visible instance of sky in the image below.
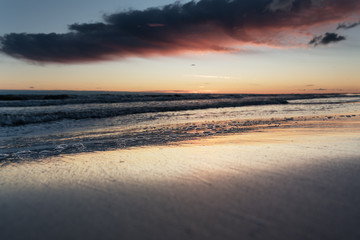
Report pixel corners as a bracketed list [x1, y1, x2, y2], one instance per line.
[0, 0, 360, 94]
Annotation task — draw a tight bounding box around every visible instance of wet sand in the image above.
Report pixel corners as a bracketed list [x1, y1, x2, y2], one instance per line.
[1, 119, 360, 240]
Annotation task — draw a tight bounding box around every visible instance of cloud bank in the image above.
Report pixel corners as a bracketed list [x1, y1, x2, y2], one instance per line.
[1, 0, 360, 63]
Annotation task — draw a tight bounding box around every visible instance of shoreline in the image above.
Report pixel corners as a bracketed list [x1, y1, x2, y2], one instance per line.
[1, 119, 360, 239]
[2, 112, 359, 163]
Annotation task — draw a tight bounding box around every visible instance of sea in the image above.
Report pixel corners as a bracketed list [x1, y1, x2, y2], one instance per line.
[1, 90, 360, 162]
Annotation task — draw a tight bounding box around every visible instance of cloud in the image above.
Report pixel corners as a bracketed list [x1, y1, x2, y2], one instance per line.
[337, 21, 360, 30]
[185, 74, 232, 79]
[309, 33, 346, 46]
[267, 0, 296, 11]
[1, 0, 360, 63]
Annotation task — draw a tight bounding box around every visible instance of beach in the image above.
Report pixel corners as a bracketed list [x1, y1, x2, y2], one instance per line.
[2, 0, 360, 238]
[1, 117, 360, 240]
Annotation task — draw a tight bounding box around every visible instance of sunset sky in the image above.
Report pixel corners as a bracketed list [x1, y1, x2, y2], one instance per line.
[1, 0, 360, 94]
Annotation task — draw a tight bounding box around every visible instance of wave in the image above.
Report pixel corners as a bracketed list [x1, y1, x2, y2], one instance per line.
[0, 92, 345, 107]
[1, 97, 288, 126]
[0, 93, 246, 107]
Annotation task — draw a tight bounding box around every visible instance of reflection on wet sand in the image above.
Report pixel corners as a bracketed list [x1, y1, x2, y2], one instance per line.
[1, 120, 360, 240]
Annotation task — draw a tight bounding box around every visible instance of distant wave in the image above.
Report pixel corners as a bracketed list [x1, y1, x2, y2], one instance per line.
[0, 93, 245, 107]
[2, 92, 357, 127]
[1, 97, 288, 126]
[0, 92, 343, 107]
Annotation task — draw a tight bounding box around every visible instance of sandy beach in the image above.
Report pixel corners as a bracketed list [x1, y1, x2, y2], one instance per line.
[1, 118, 360, 240]
[2, 0, 360, 238]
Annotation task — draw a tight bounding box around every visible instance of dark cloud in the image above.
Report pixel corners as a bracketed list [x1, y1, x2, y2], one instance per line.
[309, 33, 346, 46]
[1, 0, 360, 63]
[313, 88, 346, 92]
[267, 0, 295, 11]
[337, 21, 360, 30]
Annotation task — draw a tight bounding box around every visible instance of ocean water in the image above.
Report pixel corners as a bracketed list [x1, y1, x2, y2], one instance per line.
[1, 91, 360, 162]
